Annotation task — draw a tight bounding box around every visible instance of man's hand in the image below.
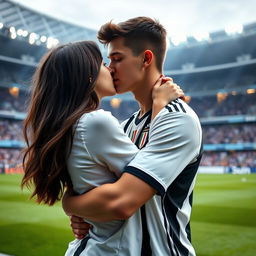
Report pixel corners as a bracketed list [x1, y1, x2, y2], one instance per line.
[70, 215, 91, 239]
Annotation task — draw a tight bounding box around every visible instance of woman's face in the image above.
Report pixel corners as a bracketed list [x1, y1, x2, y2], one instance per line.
[94, 62, 116, 98]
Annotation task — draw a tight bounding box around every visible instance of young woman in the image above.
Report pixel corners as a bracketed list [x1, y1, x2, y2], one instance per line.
[21, 40, 183, 255]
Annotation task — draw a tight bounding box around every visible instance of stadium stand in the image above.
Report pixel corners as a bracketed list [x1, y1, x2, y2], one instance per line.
[201, 151, 256, 167]
[203, 124, 256, 144]
[0, 87, 28, 112]
[0, 148, 22, 166]
[0, 0, 255, 173]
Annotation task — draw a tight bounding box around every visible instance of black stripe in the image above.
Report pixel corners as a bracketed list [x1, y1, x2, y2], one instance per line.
[169, 99, 187, 113]
[178, 102, 186, 113]
[162, 154, 202, 256]
[170, 103, 179, 112]
[199, 139, 204, 156]
[123, 114, 135, 133]
[124, 166, 165, 196]
[185, 192, 193, 242]
[73, 236, 90, 256]
[141, 205, 152, 256]
[165, 105, 173, 112]
[135, 109, 152, 125]
[161, 202, 175, 256]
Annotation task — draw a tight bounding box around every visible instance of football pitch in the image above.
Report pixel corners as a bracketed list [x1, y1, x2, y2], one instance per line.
[0, 174, 255, 256]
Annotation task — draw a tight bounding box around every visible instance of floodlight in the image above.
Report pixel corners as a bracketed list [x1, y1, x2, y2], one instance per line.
[22, 30, 28, 37]
[170, 34, 187, 46]
[247, 89, 255, 94]
[193, 32, 210, 41]
[46, 37, 59, 48]
[17, 29, 23, 36]
[40, 35, 47, 43]
[53, 38, 59, 46]
[9, 26, 16, 33]
[29, 32, 39, 40]
[225, 24, 243, 35]
[46, 37, 56, 48]
[10, 33, 17, 39]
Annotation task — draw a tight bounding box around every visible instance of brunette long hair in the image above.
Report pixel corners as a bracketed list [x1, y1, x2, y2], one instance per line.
[21, 41, 102, 205]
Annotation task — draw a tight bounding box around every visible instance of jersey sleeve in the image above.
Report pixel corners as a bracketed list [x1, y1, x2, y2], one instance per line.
[123, 111, 202, 195]
[78, 110, 139, 176]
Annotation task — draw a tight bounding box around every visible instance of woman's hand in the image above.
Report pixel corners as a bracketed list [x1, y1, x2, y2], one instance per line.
[70, 215, 91, 240]
[152, 76, 184, 106]
[151, 76, 184, 120]
[63, 189, 91, 239]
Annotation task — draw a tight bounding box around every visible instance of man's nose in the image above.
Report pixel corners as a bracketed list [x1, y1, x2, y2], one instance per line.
[107, 65, 114, 76]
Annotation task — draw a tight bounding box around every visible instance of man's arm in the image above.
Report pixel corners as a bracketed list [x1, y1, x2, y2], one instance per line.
[63, 106, 201, 223]
[63, 173, 156, 222]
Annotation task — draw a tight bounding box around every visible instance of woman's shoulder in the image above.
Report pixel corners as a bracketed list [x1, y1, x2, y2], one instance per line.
[78, 109, 119, 129]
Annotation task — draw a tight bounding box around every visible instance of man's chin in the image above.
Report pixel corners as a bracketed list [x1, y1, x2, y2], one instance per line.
[114, 85, 121, 94]
[115, 88, 126, 94]
[115, 85, 126, 94]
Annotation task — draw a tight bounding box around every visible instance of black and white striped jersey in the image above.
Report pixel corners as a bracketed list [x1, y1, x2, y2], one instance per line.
[123, 98, 203, 256]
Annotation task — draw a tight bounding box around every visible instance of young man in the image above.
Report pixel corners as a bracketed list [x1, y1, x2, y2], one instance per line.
[63, 17, 202, 256]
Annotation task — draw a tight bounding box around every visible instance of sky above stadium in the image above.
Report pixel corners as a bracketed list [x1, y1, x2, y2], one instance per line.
[12, 0, 256, 38]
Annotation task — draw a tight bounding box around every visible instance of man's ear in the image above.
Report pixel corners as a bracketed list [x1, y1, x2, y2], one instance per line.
[142, 50, 153, 67]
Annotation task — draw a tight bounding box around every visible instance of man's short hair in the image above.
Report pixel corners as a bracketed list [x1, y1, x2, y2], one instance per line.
[98, 16, 167, 72]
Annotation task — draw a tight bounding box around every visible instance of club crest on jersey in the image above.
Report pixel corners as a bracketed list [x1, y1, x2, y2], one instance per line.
[131, 130, 138, 143]
[138, 126, 150, 149]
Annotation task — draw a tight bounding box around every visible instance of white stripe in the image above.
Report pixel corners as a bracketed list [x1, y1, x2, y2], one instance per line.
[176, 176, 197, 256]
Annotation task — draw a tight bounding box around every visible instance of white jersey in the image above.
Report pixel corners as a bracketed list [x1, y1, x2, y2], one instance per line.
[123, 99, 203, 256]
[65, 109, 142, 256]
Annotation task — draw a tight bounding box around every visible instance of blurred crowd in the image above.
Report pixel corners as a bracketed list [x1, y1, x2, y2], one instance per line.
[0, 120, 23, 141]
[189, 93, 256, 118]
[0, 148, 22, 166]
[1, 89, 256, 119]
[1, 90, 256, 168]
[1, 148, 255, 168]
[201, 151, 256, 167]
[2, 119, 255, 145]
[0, 88, 28, 112]
[203, 124, 256, 144]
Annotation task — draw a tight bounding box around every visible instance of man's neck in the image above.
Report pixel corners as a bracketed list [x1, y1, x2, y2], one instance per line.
[133, 71, 162, 118]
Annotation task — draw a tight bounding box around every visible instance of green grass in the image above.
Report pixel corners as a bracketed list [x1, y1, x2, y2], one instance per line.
[0, 174, 256, 256]
[191, 174, 256, 256]
[0, 174, 73, 256]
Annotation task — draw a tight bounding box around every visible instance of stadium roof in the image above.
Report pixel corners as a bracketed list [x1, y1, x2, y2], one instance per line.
[0, 0, 97, 43]
[1, 0, 256, 48]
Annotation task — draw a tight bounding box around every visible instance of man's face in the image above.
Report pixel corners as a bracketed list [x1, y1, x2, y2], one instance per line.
[108, 38, 144, 94]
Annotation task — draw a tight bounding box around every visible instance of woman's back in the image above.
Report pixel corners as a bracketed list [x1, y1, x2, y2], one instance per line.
[66, 109, 142, 255]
